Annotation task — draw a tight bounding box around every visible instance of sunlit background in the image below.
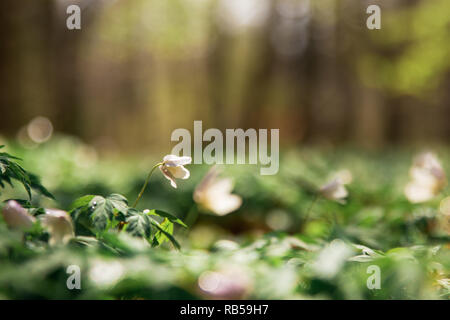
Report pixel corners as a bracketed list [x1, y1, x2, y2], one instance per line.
[1, 0, 449, 152]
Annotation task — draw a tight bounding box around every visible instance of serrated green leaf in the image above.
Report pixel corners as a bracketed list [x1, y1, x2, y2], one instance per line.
[147, 209, 187, 228]
[126, 209, 152, 238]
[69, 194, 130, 233]
[69, 195, 96, 212]
[107, 193, 128, 213]
[89, 196, 112, 231]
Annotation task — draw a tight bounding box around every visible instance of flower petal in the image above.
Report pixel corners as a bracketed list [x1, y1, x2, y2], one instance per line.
[163, 155, 192, 167]
[208, 178, 234, 195]
[1, 200, 36, 229]
[410, 167, 438, 188]
[404, 182, 435, 203]
[193, 170, 242, 216]
[168, 165, 190, 179]
[194, 166, 220, 196]
[320, 179, 348, 200]
[160, 166, 177, 188]
[206, 194, 242, 216]
[40, 209, 74, 245]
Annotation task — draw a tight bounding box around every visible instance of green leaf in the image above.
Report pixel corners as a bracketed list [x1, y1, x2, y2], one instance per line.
[126, 209, 152, 238]
[147, 209, 187, 228]
[150, 219, 181, 250]
[152, 218, 174, 247]
[84, 194, 129, 232]
[89, 196, 112, 231]
[3, 198, 32, 208]
[69, 195, 96, 212]
[72, 236, 99, 247]
[107, 193, 129, 213]
[3, 160, 32, 198]
[28, 173, 54, 199]
[0, 147, 52, 200]
[69, 194, 129, 234]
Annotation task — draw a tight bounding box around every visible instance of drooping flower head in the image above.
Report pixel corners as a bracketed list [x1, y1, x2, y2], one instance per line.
[159, 155, 192, 188]
[194, 166, 242, 216]
[1, 200, 36, 229]
[405, 152, 447, 203]
[320, 178, 349, 203]
[40, 209, 74, 245]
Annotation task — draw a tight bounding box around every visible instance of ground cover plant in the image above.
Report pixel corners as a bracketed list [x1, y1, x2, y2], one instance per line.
[0, 136, 449, 299]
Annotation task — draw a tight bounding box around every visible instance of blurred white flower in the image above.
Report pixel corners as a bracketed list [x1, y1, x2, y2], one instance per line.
[311, 239, 354, 279]
[320, 178, 348, 203]
[40, 209, 74, 245]
[332, 169, 353, 185]
[159, 155, 192, 188]
[212, 239, 240, 251]
[1, 200, 36, 229]
[89, 260, 125, 287]
[194, 167, 242, 216]
[198, 266, 252, 299]
[404, 152, 447, 203]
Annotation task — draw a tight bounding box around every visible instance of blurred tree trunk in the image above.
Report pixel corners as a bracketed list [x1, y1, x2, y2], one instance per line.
[0, 0, 53, 134]
[50, 1, 101, 137]
[352, 87, 387, 148]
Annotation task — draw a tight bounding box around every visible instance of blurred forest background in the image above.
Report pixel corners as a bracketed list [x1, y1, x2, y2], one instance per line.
[0, 0, 449, 152]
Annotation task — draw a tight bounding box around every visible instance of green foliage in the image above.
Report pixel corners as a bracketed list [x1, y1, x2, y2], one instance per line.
[0, 140, 449, 300]
[89, 194, 128, 231]
[69, 194, 186, 249]
[0, 145, 54, 199]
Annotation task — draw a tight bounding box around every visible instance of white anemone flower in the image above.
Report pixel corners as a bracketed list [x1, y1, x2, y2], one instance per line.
[1, 200, 36, 229]
[404, 152, 447, 203]
[194, 167, 242, 216]
[160, 155, 192, 188]
[320, 178, 348, 203]
[40, 209, 74, 245]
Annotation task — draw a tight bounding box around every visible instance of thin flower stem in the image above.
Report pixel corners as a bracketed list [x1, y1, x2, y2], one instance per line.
[184, 205, 199, 228]
[179, 205, 198, 238]
[133, 162, 163, 208]
[304, 193, 319, 224]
